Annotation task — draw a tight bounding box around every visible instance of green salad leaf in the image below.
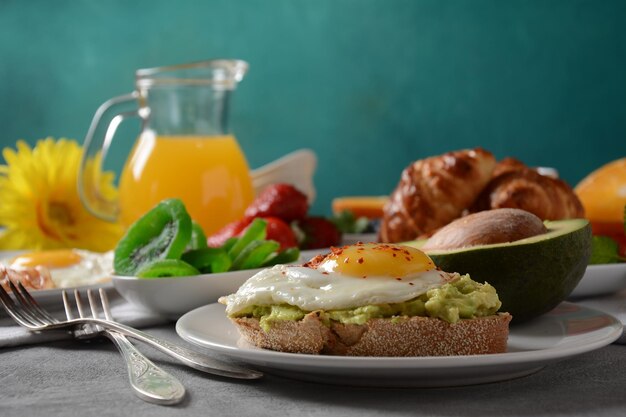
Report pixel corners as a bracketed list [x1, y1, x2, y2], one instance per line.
[588, 204, 626, 265]
[589, 236, 620, 265]
[589, 236, 623, 264]
[330, 210, 372, 234]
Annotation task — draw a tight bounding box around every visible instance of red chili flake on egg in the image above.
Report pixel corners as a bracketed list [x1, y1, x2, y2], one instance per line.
[330, 246, 344, 256]
[392, 253, 397, 257]
[409, 282, 414, 286]
[395, 277, 402, 281]
[322, 271, 329, 275]
[357, 257, 364, 264]
[405, 256, 411, 261]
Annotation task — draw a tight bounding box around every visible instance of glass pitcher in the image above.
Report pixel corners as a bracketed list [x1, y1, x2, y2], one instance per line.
[78, 59, 254, 235]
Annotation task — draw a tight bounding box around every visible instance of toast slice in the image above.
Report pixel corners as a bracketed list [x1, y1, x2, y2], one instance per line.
[231, 311, 512, 356]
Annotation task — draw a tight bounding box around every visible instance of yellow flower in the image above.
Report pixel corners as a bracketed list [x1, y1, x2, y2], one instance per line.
[0, 138, 123, 251]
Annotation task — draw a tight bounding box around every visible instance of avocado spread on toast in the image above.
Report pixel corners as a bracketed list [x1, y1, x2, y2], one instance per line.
[231, 275, 501, 332]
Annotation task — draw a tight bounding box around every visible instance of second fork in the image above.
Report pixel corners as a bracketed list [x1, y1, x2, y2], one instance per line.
[65, 289, 185, 406]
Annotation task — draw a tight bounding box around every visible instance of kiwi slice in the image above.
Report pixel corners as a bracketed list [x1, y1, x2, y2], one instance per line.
[114, 199, 192, 276]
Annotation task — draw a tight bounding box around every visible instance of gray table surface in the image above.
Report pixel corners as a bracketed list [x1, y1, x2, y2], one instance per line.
[1, 324, 625, 417]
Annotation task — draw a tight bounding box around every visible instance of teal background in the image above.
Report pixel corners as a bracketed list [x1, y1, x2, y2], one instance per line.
[1, 0, 625, 215]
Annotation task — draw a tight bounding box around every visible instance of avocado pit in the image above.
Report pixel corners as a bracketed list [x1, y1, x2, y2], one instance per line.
[421, 208, 548, 251]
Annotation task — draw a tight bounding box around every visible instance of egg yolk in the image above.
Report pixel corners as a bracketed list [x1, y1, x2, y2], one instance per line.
[317, 243, 435, 278]
[10, 249, 82, 269]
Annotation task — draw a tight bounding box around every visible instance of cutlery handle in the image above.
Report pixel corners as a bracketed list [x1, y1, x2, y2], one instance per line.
[80, 318, 262, 380]
[105, 330, 186, 405]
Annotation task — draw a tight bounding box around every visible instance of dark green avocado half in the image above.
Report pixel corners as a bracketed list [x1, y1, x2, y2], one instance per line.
[407, 219, 591, 323]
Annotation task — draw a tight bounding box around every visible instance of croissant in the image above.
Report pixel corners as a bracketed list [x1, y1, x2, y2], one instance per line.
[470, 167, 585, 220]
[491, 157, 528, 177]
[379, 148, 496, 243]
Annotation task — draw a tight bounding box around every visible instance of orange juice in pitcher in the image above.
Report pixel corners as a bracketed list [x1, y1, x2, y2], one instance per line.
[119, 133, 253, 234]
[79, 60, 253, 235]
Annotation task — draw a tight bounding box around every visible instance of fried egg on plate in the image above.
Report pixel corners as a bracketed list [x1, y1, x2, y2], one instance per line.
[0, 249, 114, 289]
[220, 243, 453, 315]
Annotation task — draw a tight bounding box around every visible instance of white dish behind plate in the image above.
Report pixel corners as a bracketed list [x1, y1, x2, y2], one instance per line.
[0, 283, 115, 312]
[0, 250, 115, 308]
[176, 302, 622, 388]
[112, 268, 262, 318]
[570, 263, 626, 298]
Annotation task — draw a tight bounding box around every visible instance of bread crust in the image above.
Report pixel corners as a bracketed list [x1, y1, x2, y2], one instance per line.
[231, 312, 512, 356]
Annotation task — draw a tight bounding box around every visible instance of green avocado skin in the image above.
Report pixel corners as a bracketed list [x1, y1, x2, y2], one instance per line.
[423, 219, 591, 324]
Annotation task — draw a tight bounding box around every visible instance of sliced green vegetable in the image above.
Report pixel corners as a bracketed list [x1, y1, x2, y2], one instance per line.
[221, 237, 239, 253]
[227, 218, 267, 260]
[262, 247, 301, 267]
[114, 198, 192, 276]
[187, 221, 208, 251]
[182, 247, 231, 273]
[236, 240, 281, 270]
[136, 259, 200, 278]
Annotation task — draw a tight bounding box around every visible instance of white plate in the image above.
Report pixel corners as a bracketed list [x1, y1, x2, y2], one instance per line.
[570, 263, 626, 298]
[24, 282, 115, 307]
[176, 302, 622, 388]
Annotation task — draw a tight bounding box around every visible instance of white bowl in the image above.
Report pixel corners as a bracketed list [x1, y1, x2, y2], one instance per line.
[569, 263, 626, 298]
[112, 268, 262, 318]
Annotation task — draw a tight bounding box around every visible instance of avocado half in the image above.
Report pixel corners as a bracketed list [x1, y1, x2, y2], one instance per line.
[408, 219, 591, 323]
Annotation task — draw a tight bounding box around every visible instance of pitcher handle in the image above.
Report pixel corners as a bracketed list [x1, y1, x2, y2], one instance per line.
[78, 92, 140, 222]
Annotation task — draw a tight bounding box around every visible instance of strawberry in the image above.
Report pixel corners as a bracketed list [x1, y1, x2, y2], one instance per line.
[206, 217, 252, 248]
[207, 216, 297, 251]
[263, 217, 298, 251]
[244, 183, 308, 222]
[295, 217, 342, 250]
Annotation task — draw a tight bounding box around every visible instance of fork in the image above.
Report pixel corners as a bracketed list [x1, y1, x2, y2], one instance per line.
[0, 281, 262, 380]
[64, 288, 185, 405]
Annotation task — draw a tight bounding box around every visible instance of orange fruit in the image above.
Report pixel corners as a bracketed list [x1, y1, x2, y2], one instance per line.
[575, 157, 626, 235]
[331, 196, 389, 219]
